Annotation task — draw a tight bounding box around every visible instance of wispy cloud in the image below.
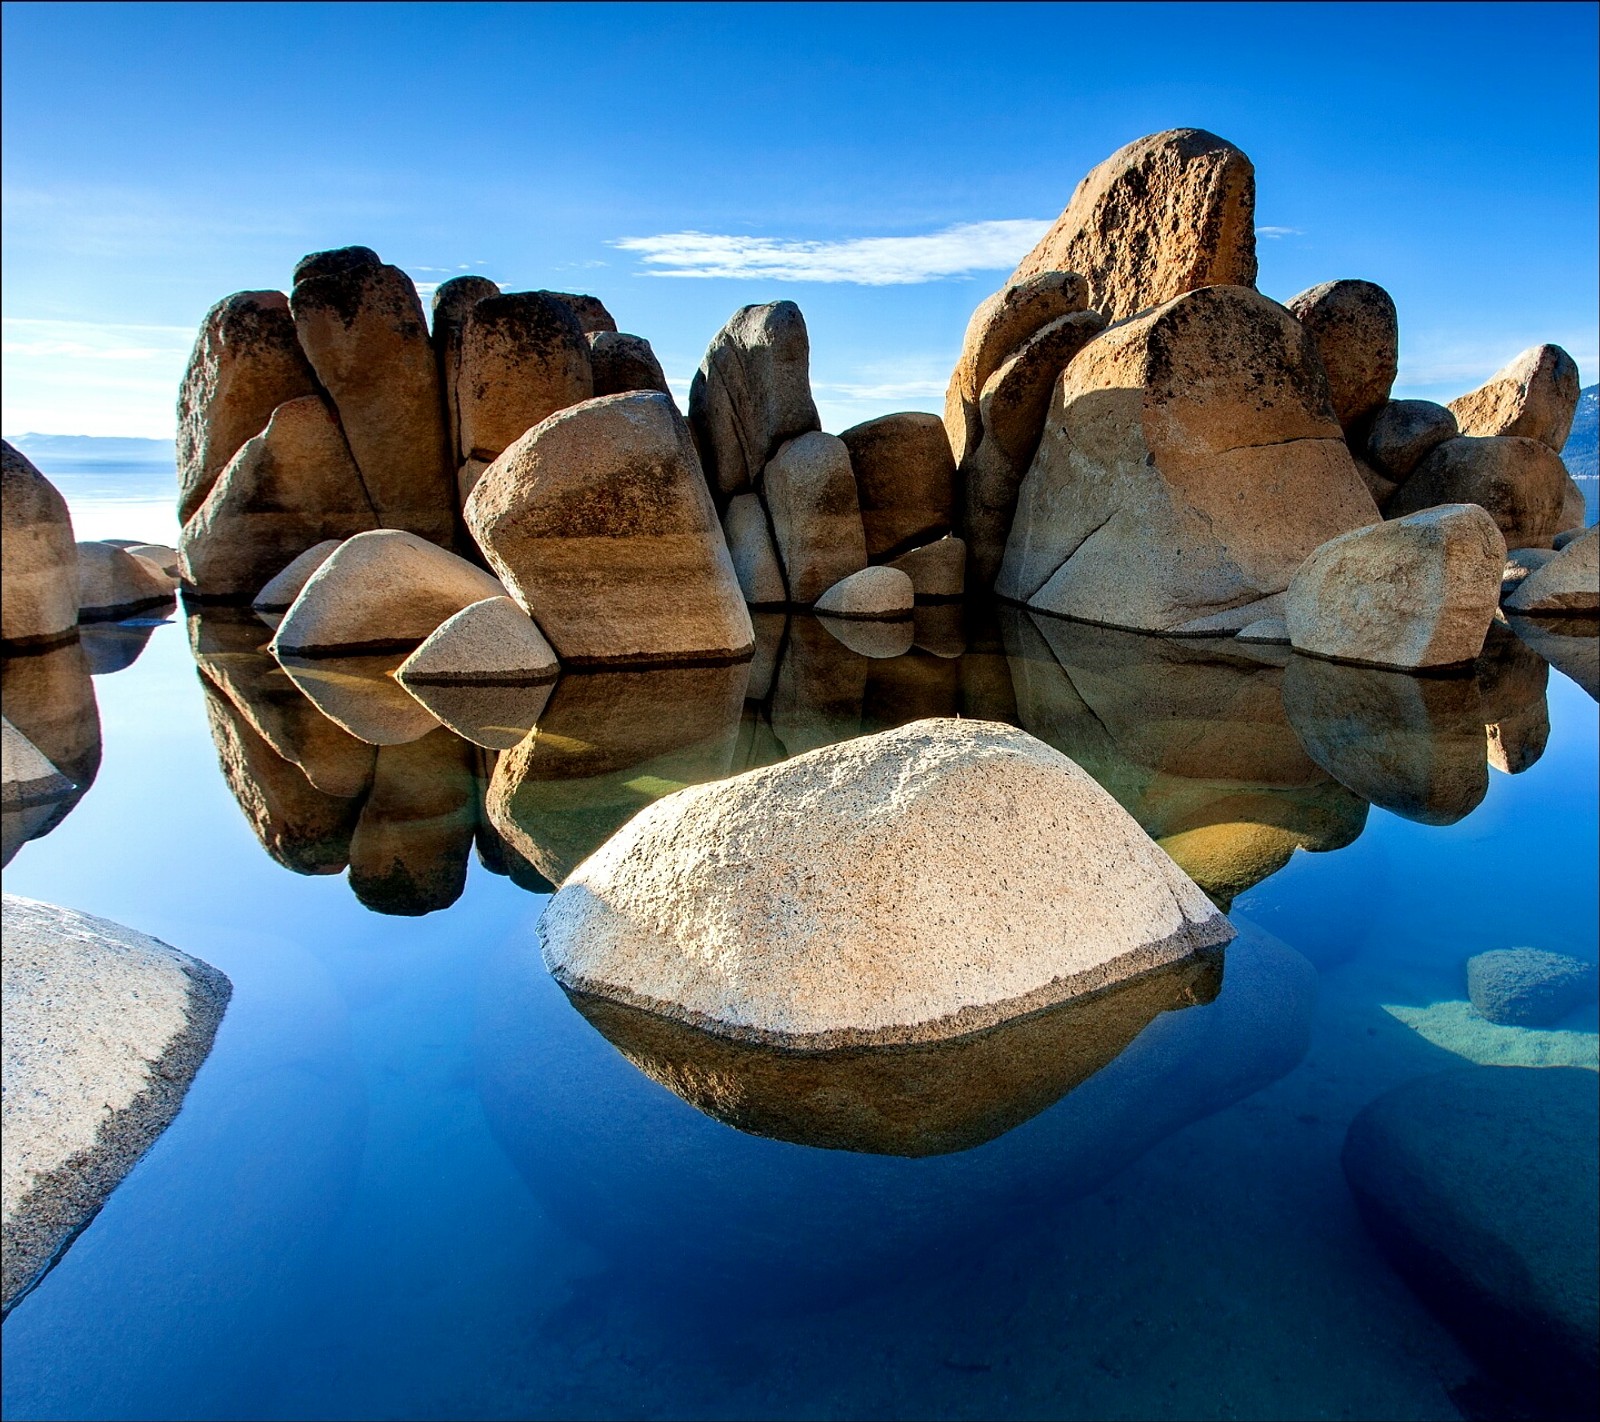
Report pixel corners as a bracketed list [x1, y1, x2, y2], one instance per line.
[1255, 225, 1303, 239]
[613, 220, 1052, 285]
[2, 317, 194, 362]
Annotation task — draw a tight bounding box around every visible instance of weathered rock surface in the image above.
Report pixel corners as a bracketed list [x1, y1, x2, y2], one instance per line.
[1448, 344, 1582, 451]
[1008, 129, 1257, 323]
[688, 302, 820, 501]
[289, 248, 454, 546]
[1467, 948, 1597, 1027]
[979, 309, 1108, 472]
[544, 291, 617, 334]
[123, 544, 179, 579]
[431, 274, 501, 466]
[1366, 399, 1459, 482]
[1, 442, 78, 647]
[1286, 280, 1398, 435]
[542, 718, 1235, 1046]
[839, 412, 957, 562]
[589, 331, 671, 398]
[252, 539, 343, 612]
[943, 272, 1092, 469]
[270, 529, 504, 656]
[466, 391, 753, 665]
[1499, 546, 1556, 599]
[1389, 434, 1573, 548]
[1285, 504, 1505, 669]
[887, 536, 966, 599]
[1, 895, 231, 1316]
[176, 291, 321, 524]
[722, 493, 787, 606]
[998, 285, 1378, 631]
[763, 431, 868, 604]
[1503, 525, 1598, 613]
[75, 541, 174, 623]
[814, 566, 914, 620]
[395, 595, 558, 685]
[457, 292, 593, 461]
[1236, 618, 1290, 645]
[179, 395, 378, 599]
[1342, 1066, 1598, 1418]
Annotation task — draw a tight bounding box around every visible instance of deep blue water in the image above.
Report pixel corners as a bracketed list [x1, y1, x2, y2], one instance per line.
[2, 601, 1596, 1421]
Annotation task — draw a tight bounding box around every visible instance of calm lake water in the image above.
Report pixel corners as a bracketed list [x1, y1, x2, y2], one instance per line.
[3, 560, 1597, 1418]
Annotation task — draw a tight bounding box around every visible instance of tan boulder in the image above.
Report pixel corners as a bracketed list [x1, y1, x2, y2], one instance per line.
[1, 442, 78, 648]
[589, 331, 671, 398]
[289, 248, 454, 546]
[1286, 280, 1398, 434]
[252, 539, 342, 612]
[543, 291, 617, 334]
[1501, 546, 1557, 599]
[430, 274, 501, 466]
[540, 718, 1234, 1046]
[1009, 129, 1257, 323]
[457, 292, 594, 462]
[270, 529, 504, 657]
[1389, 435, 1571, 547]
[1448, 344, 1581, 451]
[122, 544, 179, 579]
[943, 272, 1092, 468]
[395, 595, 559, 685]
[763, 431, 868, 604]
[465, 391, 754, 665]
[75, 541, 174, 622]
[978, 310, 1108, 472]
[887, 536, 966, 598]
[1504, 525, 1598, 614]
[1286, 505, 1504, 669]
[176, 291, 320, 524]
[814, 565, 914, 621]
[1366, 399, 1458, 481]
[688, 302, 820, 501]
[1353, 457, 1397, 508]
[997, 285, 1379, 631]
[1557, 476, 1587, 535]
[722, 493, 787, 605]
[179, 395, 378, 600]
[838, 412, 957, 562]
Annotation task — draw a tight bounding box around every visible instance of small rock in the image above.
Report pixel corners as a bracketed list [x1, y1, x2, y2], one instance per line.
[1467, 948, 1598, 1027]
[1448, 344, 1582, 451]
[76, 541, 175, 623]
[1389, 435, 1573, 548]
[763, 431, 868, 604]
[252, 540, 343, 612]
[722, 493, 787, 605]
[839, 411, 957, 562]
[1366, 399, 1459, 482]
[396, 595, 558, 686]
[270, 529, 504, 657]
[1503, 525, 1598, 614]
[457, 292, 593, 461]
[1, 442, 79, 647]
[1500, 546, 1557, 599]
[1286, 505, 1505, 669]
[814, 565, 914, 620]
[589, 331, 671, 398]
[1236, 618, 1290, 645]
[886, 536, 966, 599]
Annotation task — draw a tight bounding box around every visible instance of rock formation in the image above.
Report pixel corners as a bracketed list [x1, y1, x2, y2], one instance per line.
[839, 412, 957, 563]
[1389, 434, 1573, 548]
[395, 595, 559, 686]
[1286, 279, 1398, 436]
[252, 539, 343, 613]
[1448, 343, 1581, 451]
[456, 291, 593, 463]
[813, 565, 914, 620]
[762, 431, 868, 603]
[721, 493, 787, 606]
[1, 442, 78, 648]
[1503, 524, 1598, 613]
[1365, 399, 1459, 483]
[430, 274, 501, 467]
[588, 331, 671, 398]
[1466, 948, 1597, 1027]
[75, 541, 175, 622]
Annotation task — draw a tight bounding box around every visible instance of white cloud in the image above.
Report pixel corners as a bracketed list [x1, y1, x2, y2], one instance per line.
[1255, 226, 1303, 239]
[613, 220, 1053, 285]
[2, 318, 194, 438]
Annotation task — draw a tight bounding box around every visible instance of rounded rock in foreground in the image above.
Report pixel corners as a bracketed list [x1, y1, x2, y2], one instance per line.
[395, 595, 559, 686]
[541, 718, 1235, 1047]
[1467, 947, 1598, 1027]
[252, 539, 343, 612]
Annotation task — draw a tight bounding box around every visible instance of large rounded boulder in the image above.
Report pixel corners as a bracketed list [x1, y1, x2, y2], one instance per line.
[1, 442, 78, 648]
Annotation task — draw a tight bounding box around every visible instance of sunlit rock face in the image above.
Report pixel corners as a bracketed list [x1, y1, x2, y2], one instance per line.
[1, 442, 79, 650]
[541, 719, 1233, 1047]
[1447, 343, 1581, 452]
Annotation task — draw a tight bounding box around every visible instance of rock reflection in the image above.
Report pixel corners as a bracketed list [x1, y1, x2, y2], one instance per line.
[1509, 613, 1600, 702]
[277, 654, 441, 745]
[78, 618, 163, 676]
[486, 662, 748, 885]
[563, 949, 1222, 1156]
[398, 680, 555, 751]
[1, 638, 102, 862]
[1474, 621, 1550, 774]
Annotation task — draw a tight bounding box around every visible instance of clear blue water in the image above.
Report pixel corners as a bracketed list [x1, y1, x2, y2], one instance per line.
[2, 600, 1596, 1421]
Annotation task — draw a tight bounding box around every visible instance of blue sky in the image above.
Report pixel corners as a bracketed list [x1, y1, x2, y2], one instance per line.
[3, 0, 1596, 437]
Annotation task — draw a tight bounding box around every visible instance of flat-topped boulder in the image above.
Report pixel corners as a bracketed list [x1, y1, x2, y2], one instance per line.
[466, 391, 754, 665]
[457, 291, 594, 462]
[1389, 434, 1572, 547]
[1285, 504, 1506, 669]
[395, 595, 559, 685]
[1286, 279, 1398, 435]
[180, 394, 378, 599]
[1366, 399, 1459, 482]
[1, 442, 78, 648]
[431, 274, 501, 467]
[75, 541, 175, 623]
[541, 718, 1234, 1046]
[997, 284, 1378, 631]
[688, 301, 820, 501]
[1448, 344, 1581, 451]
[1, 895, 231, 1316]
[839, 412, 957, 562]
[763, 431, 868, 604]
[289, 247, 454, 546]
[176, 290, 320, 524]
[270, 529, 504, 657]
[1008, 129, 1257, 322]
[1503, 524, 1598, 613]
[588, 331, 671, 398]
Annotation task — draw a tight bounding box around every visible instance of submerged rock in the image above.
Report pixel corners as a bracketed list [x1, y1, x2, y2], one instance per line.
[1, 442, 78, 649]
[541, 719, 1234, 1046]
[1466, 948, 1598, 1027]
[1, 895, 231, 1316]
[1342, 1066, 1598, 1418]
[1448, 344, 1582, 452]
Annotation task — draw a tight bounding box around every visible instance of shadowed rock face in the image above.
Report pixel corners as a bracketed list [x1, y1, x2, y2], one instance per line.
[430, 275, 501, 469]
[1, 442, 78, 649]
[456, 292, 593, 462]
[839, 412, 958, 564]
[1389, 435, 1573, 550]
[588, 331, 671, 399]
[1286, 279, 1399, 436]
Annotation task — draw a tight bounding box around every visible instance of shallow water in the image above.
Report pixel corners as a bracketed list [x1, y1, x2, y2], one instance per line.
[2, 594, 1596, 1421]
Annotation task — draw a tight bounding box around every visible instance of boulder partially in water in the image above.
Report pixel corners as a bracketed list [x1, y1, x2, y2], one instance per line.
[395, 595, 559, 686]
[1503, 525, 1598, 614]
[814, 565, 914, 621]
[1466, 948, 1598, 1027]
[1342, 1066, 1598, 1419]
[75, 541, 175, 623]
[1, 895, 231, 1317]
[1448, 343, 1581, 452]
[541, 719, 1234, 1046]
[252, 540, 342, 613]
[1, 442, 78, 649]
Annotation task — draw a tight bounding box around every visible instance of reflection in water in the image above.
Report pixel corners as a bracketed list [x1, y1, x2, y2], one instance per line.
[1, 637, 102, 863]
[398, 680, 555, 750]
[78, 618, 164, 677]
[278, 654, 441, 746]
[1510, 613, 1600, 702]
[564, 947, 1222, 1156]
[1476, 621, 1550, 774]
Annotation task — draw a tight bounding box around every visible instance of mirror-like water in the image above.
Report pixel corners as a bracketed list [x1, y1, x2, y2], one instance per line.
[2, 589, 1596, 1420]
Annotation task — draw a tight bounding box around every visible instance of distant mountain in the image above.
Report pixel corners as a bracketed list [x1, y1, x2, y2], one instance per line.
[1563, 384, 1597, 480]
[3, 433, 175, 465]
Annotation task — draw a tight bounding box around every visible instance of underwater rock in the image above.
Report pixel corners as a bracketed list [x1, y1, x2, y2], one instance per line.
[75, 541, 174, 623]
[769, 614, 871, 755]
[1, 895, 230, 1316]
[541, 719, 1234, 1046]
[395, 595, 559, 686]
[1286, 279, 1398, 435]
[763, 431, 868, 605]
[1503, 524, 1598, 614]
[456, 292, 593, 463]
[1, 443, 79, 649]
[1448, 344, 1581, 452]
[1466, 948, 1598, 1027]
[1342, 1066, 1598, 1419]
[839, 411, 957, 563]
